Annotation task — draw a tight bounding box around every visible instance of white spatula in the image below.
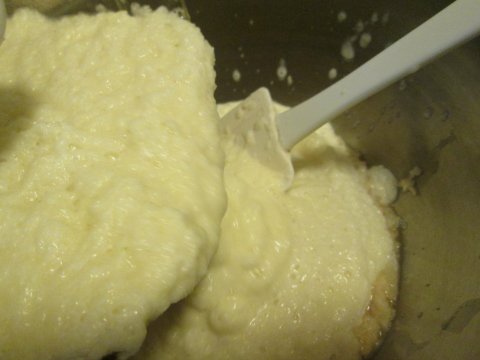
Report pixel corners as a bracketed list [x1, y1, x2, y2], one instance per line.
[221, 0, 480, 187]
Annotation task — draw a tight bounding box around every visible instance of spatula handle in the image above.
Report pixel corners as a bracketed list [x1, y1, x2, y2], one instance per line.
[276, 0, 480, 150]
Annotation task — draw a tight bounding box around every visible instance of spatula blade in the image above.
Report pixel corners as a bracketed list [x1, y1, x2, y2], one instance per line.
[220, 87, 294, 188]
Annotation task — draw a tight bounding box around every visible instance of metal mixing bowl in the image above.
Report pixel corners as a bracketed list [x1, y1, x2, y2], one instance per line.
[5, 1, 480, 359]
[190, 3, 480, 358]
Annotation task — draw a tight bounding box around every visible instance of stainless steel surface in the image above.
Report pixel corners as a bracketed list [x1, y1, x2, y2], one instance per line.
[5, 1, 480, 359]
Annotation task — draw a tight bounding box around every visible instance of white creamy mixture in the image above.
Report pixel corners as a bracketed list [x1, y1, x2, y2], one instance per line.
[136, 103, 399, 360]
[0, 8, 225, 360]
[0, 6, 399, 360]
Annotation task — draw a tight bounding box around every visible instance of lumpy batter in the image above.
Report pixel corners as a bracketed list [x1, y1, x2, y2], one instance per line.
[0, 8, 225, 360]
[0, 6, 399, 360]
[135, 103, 399, 360]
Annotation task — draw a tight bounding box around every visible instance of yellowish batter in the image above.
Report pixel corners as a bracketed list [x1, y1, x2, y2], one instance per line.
[0, 8, 225, 360]
[136, 103, 399, 360]
[0, 6, 399, 360]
